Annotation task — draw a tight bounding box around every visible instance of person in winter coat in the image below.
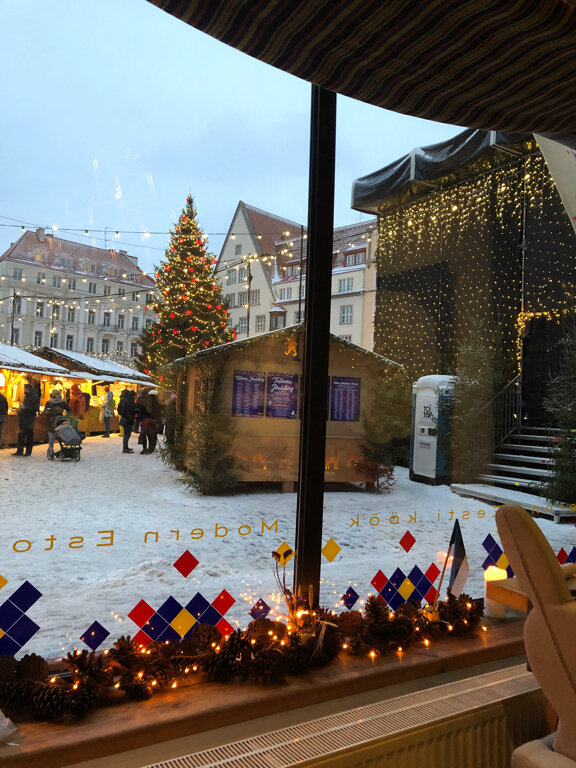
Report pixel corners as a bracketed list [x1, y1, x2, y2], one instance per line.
[164, 392, 177, 445]
[134, 389, 161, 454]
[118, 389, 137, 453]
[0, 386, 8, 447]
[43, 389, 71, 460]
[99, 386, 116, 438]
[69, 383, 86, 420]
[13, 382, 40, 456]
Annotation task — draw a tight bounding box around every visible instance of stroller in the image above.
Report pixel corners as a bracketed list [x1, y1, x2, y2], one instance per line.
[53, 416, 83, 461]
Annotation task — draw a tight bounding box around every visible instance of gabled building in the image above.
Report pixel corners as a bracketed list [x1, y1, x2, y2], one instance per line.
[0, 228, 158, 361]
[216, 201, 378, 349]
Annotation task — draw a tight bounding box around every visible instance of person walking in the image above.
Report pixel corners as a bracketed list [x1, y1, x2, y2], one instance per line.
[13, 382, 40, 456]
[0, 386, 8, 447]
[118, 389, 136, 453]
[100, 386, 115, 438]
[69, 383, 86, 420]
[134, 389, 161, 454]
[43, 389, 71, 460]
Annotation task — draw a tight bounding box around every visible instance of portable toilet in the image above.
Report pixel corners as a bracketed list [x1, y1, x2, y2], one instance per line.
[409, 374, 454, 484]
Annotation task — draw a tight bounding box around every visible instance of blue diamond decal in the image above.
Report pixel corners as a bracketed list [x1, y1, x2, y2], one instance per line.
[81, 621, 110, 651]
[341, 587, 359, 610]
[249, 599, 271, 620]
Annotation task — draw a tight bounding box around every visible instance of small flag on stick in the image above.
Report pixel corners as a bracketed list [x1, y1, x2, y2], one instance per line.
[447, 519, 469, 597]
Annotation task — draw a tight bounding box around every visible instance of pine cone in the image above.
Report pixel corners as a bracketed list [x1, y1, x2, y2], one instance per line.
[16, 653, 49, 682]
[108, 635, 140, 673]
[67, 682, 97, 720]
[186, 623, 221, 653]
[96, 686, 127, 708]
[338, 610, 364, 638]
[145, 659, 174, 689]
[123, 679, 153, 701]
[0, 679, 37, 717]
[0, 655, 17, 683]
[202, 631, 247, 683]
[246, 618, 287, 643]
[32, 682, 72, 722]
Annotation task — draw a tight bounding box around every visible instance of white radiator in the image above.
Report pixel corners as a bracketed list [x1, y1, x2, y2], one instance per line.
[142, 664, 548, 768]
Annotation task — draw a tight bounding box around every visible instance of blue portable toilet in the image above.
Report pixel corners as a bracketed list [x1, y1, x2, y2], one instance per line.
[409, 374, 454, 484]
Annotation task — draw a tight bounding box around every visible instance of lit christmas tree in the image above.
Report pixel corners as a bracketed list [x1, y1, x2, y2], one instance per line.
[137, 196, 236, 382]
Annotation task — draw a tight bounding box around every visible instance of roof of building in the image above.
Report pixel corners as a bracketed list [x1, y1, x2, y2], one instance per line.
[0, 343, 69, 375]
[0, 230, 155, 289]
[34, 347, 153, 383]
[243, 203, 303, 257]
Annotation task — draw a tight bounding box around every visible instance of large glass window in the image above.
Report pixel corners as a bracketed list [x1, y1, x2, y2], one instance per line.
[340, 305, 353, 324]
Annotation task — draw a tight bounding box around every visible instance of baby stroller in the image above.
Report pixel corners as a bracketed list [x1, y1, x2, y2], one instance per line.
[54, 416, 83, 461]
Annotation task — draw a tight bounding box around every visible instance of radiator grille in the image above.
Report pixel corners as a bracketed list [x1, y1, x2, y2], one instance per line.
[143, 664, 544, 768]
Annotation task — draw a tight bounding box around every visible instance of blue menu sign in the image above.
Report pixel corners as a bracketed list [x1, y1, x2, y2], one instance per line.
[330, 376, 361, 421]
[232, 370, 265, 417]
[266, 373, 299, 419]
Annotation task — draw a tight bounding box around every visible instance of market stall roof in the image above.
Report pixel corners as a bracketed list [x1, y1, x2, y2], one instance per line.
[0, 343, 69, 376]
[148, 0, 576, 135]
[352, 128, 535, 215]
[34, 348, 154, 385]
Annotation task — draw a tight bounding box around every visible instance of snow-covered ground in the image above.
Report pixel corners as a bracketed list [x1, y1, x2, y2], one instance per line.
[0, 435, 574, 659]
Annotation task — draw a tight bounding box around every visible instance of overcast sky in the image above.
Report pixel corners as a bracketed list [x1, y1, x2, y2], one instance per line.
[0, 0, 462, 274]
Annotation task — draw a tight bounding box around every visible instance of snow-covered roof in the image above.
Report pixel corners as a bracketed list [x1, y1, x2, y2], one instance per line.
[0, 343, 69, 376]
[36, 348, 153, 384]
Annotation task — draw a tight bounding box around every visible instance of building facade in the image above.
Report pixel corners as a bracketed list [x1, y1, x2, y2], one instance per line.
[216, 201, 377, 350]
[0, 229, 157, 361]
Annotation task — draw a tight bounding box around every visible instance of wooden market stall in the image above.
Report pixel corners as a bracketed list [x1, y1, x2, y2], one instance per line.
[33, 348, 154, 436]
[176, 326, 401, 486]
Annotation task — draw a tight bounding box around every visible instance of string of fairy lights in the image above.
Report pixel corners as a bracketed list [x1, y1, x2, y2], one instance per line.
[374, 150, 576, 381]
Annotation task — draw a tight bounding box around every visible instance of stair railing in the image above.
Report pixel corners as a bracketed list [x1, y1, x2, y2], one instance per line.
[477, 374, 521, 455]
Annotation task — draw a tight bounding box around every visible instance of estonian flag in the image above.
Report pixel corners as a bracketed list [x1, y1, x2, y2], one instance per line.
[447, 519, 469, 597]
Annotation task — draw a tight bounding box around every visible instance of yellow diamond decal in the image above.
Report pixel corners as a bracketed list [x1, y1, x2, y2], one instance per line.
[0, 628, 4, 639]
[275, 541, 295, 567]
[0, 574, 7, 591]
[171, 609, 196, 637]
[398, 578, 415, 601]
[322, 538, 341, 563]
[496, 553, 510, 570]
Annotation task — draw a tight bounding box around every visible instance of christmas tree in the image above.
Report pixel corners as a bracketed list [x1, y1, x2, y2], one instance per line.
[138, 196, 236, 382]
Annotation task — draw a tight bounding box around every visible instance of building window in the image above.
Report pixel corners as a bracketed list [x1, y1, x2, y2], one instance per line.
[103, 312, 111, 327]
[101, 338, 110, 354]
[117, 314, 125, 329]
[227, 271, 237, 285]
[340, 335, 352, 342]
[50, 332, 58, 347]
[227, 316, 233, 328]
[13, 268, 23, 280]
[68, 278, 77, 291]
[250, 289, 260, 306]
[145, 318, 152, 329]
[338, 278, 353, 293]
[131, 316, 139, 331]
[53, 275, 62, 288]
[36, 300, 44, 318]
[234, 243, 242, 255]
[88, 282, 97, 294]
[13, 296, 21, 314]
[300, 283, 306, 299]
[340, 305, 353, 324]
[118, 288, 126, 298]
[103, 285, 112, 296]
[87, 309, 95, 325]
[146, 292, 154, 304]
[285, 266, 293, 277]
[224, 293, 235, 308]
[65, 334, 74, 350]
[116, 340, 124, 353]
[356, 251, 366, 264]
[255, 315, 266, 332]
[67, 307, 75, 322]
[34, 330, 43, 347]
[11, 327, 20, 345]
[345, 253, 355, 267]
[86, 337, 94, 353]
[130, 342, 138, 357]
[238, 316, 248, 334]
[238, 291, 248, 307]
[270, 314, 286, 330]
[52, 303, 60, 320]
[294, 310, 304, 324]
[279, 287, 292, 301]
[239, 267, 248, 282]
[62, 256, 73, 268]
[87, 263, 96, 274]
[37, 272, 46, 284]
[132, 292, 140, 302]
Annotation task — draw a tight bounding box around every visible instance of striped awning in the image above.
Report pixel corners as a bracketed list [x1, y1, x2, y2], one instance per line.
[148, 0, 576, 133]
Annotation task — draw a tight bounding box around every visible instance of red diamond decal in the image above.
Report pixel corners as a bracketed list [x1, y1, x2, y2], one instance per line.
[212, 589, 235, 615]
[371, 570, 388, 592]
[128, 599, 155, 626]
[425, 563, 441, 582]
[399, 531, 416, 552]
[174, 550, 199, 577]
[132, 629, 153, 646]
[216, 617, 235, 639]
[557, 548, 568, 564]
[424, 586, 437, 604]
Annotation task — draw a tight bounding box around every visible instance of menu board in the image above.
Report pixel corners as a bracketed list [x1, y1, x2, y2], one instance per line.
[266, 373, 299, 419]
[330, 376, 361, 421]
[232, 370, 265, 417]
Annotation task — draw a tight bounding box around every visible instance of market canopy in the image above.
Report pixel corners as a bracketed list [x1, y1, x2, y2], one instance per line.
[148, 0, 576, 135]
[0, 343, 69, 376]
[34, 348, 154, 386]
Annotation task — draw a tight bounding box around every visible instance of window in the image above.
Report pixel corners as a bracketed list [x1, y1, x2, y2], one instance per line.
[250, 289, 260, 306]
[103, 285, 112, 296]
[62, 256, 73, 268]
[238, 291, 248, 307]
[118, 288, 126, 298]
[35, 252, 44, 262]
[234, 244, 242, 255]
[87, 263, 96, 274]
[340, 335, 352, 342]
[132, 292, 140, 302]
[87, 309, 95, 325]
[101, 338, 110, 354]
[52, 304, 60, 320]
[145, 318, 153, 329]
[50, 332, 58, 347]
[294, 310, 304, 324]
[68, 278, 77, 291]
[53, 275, 62, 288]
[37, 272, 46, 284]
[239, 267, 248, 282]
[11, 328, 20, 344]
[355, 251, 366, 264]
[255, 314, 266, 333]
[131, 316, 139, 331]
[279, 287, 292, 301]
[338, 278, 353, 293]
[108, 266, 117, 276]
[270, 314, 286, 330]
[86, 337, 94, 353]
[117, 314, 125, 329]
[130, 342, 138, 357]
[36, 301, 44, 318]
[13, 296, 21, 314]
[224, 293, 236, 308]
[285, 266, 293, 277]
[13, 268, 23, 280]
[103, 312, 111, 327]
[345, 253, 355, 267]
[238, 316, 248, 334]
[146, 292, 154, 304]
[67, 307, 75, 322]
[340, 305, 353, 325]
[227, 271, 237, 285]
[34, 330, 43, 347]
[116, 340, 124, 352]
[300, 283, 306, 299]
[65, 334, 74, 350]
[88, 282, 97, 294]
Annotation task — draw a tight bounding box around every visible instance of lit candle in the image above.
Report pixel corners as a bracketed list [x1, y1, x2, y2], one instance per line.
[484, 565, 507, 619]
